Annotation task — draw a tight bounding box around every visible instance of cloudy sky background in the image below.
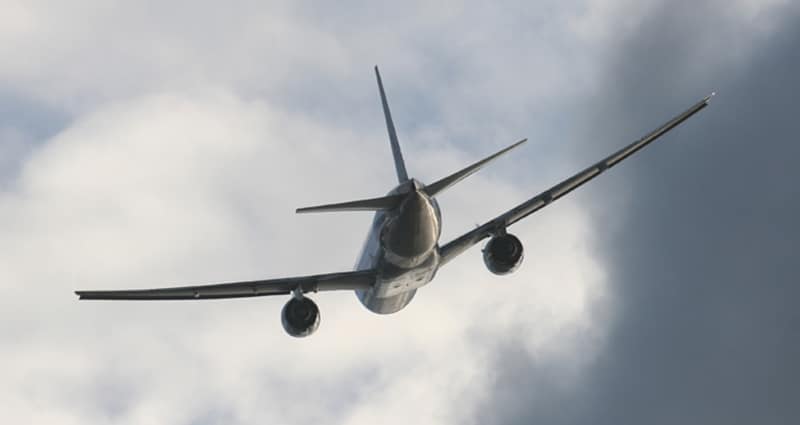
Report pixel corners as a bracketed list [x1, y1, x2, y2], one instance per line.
[1, 1, 798, 424]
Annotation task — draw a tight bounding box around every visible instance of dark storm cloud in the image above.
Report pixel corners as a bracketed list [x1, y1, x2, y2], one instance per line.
[479, 3, 800, 425]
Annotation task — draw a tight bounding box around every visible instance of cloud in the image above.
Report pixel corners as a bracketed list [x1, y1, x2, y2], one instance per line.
[3, 0, 796, 423]
[479, 2, 800, 424]
[0, 86, 603, 424]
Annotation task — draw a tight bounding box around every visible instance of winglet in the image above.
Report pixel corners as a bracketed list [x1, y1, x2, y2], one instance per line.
[375, 66, 409, 183]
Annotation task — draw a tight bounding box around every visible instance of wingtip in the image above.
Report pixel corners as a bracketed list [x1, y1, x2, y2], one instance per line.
[704, 91, 716, 103]
[508, 138, 528, 150]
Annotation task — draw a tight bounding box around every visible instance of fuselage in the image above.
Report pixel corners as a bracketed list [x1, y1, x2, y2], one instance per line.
[354, 179, 442, 314]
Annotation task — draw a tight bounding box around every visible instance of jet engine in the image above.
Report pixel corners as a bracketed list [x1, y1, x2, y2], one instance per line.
[281, 295, 320, 337]
[482, 233, 524, 275]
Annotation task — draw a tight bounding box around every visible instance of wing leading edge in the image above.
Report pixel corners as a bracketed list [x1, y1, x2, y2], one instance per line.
[438, 93, 714, 265]
[75, 269, 376, 300]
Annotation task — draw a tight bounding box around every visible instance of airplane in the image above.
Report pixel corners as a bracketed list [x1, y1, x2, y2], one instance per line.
[76, 67, 713, 337]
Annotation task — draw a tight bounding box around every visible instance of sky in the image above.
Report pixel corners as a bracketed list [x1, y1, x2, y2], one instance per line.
[1, 1, 798, 424]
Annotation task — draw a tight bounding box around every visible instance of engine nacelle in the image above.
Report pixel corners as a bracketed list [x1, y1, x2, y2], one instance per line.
[281, 296, 320, 337]
[483, 233, 524, 275]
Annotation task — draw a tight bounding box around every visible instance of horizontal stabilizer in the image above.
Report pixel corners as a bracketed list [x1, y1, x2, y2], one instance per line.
[424, 139, 527, 197]
[296, 194, 403, 214]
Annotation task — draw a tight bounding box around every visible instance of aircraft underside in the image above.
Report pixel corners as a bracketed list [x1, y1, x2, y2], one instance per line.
[354, 183, 442, 314]
[74, 66, 712, 338]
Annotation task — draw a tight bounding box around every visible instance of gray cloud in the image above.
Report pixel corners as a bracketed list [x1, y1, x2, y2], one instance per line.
[0, 89, 69, 188]
[480, 3, 800, 424]
[0, 89, 600, 424]
[2, 1, 797, 424]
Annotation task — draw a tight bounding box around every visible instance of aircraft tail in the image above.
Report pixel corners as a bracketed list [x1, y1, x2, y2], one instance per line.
[423, 139, 528, 198]
[297, 68, 526, 214]
[375, 66, 409, 183]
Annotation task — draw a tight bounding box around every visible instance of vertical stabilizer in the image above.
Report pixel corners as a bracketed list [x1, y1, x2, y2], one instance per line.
[375, 66, 409, 183]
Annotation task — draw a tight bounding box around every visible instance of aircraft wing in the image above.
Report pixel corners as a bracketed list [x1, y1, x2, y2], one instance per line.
[75, 269, 376, 300]
[438, 93, 714, 265]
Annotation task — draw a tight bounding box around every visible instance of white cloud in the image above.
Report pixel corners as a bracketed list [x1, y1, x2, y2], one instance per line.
[0, 90, 604, 423]
[1, 0, 793, 423]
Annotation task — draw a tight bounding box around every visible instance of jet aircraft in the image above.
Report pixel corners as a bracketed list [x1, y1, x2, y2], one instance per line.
[76, 67, 713, 337]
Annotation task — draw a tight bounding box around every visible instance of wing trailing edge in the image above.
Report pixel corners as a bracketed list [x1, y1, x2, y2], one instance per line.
[75, 269, 377, 300]
[438, 92, 714, 266]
